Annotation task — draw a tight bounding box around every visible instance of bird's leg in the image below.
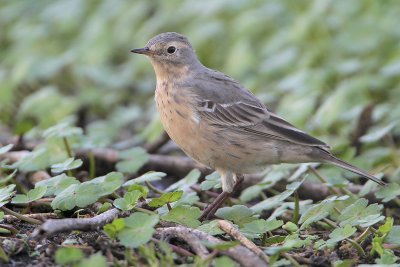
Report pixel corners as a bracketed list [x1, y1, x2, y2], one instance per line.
[200, 174, 244, 221]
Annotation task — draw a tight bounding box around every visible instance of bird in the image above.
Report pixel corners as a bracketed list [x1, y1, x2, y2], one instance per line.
[131, 32, 385, 219]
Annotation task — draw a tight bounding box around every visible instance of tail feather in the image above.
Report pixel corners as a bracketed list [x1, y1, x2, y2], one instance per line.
[327, 155, 386, 186]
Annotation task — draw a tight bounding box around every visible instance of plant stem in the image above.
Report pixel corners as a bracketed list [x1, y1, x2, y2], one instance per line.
[63, 137, 73, 158]
[166, 203, 172, 211]
[145, 181, 165, 194]
[307, 166, 341, 195]
[346, 238, 365, 256]
[133, 206, 156, 215]
[283, 253, 301, 267]
[261, 233, 267, 247]
[88, 150, 96, 179]
[355, 227, 371, 243]
[0, 206, 42, 225]
[292, 191, 300, 224]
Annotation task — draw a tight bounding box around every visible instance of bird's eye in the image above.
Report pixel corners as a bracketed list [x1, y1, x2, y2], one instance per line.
[167, 46, 176, 54]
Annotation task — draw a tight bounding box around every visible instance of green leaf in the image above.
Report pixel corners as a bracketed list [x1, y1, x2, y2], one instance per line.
[126, 183, 149, 198]
[51, 157, 83, 174]
[215, 205, 255, 226]
[251, 179, 304, 213]
[375, 183, 400, 202]
[148, 191, 183, 208]
[264, 234, 313, 255]
[77, 253, 108, 267]
[54, 247, 84, 266]
[51, 172, 123, 210]
[165, 169, 201, 191]
[97, 202, 112, 214]
[378, 217, 393, 234]
[241, 219, 283, 235]
[327, 225, 357, 244]
[116, 147, 149, 173]
[0, 144, 13, 155]
[0, 245, 8, 263]
[200, 171, 221, 191]
[51, 184, 80, 210]
[299, 198, 336, 229]
[35, 173, 80, 196]
[213, 256, 237, 267]
[0, 184, 16, 207]
[338, 198, 384, 227]
[104, 218, 125, 238]
[161, 205, 201, 228]
[299, 196, 348, 229]
[12, 186, 47, 204]
[0, 170, 17, 186]
[87, 172, 124, 196]
[113, 190, 142, 211]
[386, 225, 400, 245]
[43, 121, 83, 139]
[282, 222, 299, 233]
[197, 220, 224, 236]
[123, 172, 166, 187]
[375, 250, 398, 265]
[332, 259, 355, 267]
[117, 212, 159, 248]
[359, 123, 396, 143]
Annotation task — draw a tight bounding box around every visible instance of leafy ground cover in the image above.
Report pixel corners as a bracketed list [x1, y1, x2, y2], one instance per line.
[0, 1, 400, 266]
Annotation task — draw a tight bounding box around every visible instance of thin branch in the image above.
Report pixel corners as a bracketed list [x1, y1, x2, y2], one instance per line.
[218, 220, 269, 263]
[144, 132, 170, 154]
[156, 227, 209, 259]
[32, 208, 126, 237]
[3, 212, 58, 224]
[0, 206, 42, 225]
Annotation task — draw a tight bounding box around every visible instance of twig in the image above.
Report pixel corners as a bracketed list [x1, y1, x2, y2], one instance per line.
[307, 167, 341, 195]
[156, 226, 209, 259]
[144, 132, 170, 153]
[283, 252, 301, 267]
[0, 206, 42, 225]
[218, 220, 269, 263]
[0, 224, 18, 234]
[151, 237, 194, 257]
[3, 212, 58, 224]
[74, 148, 211, 177]
[32, 208, 126, 237]
[156, 226, 267, 267]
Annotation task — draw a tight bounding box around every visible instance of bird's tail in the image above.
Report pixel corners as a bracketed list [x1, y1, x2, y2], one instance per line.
[326, 155, 386, 186]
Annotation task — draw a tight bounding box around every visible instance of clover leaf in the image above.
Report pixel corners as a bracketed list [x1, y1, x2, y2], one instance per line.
[215, 205, 256, 226]
[0, 184, 15, 207]
[51, 157, 83, 174]
[12, 186, 47, 204]
[113, 190, 142, 211]
[161, 205, 201, 228]
[117, 212, 159, 248]
[148, 191, 183, 208]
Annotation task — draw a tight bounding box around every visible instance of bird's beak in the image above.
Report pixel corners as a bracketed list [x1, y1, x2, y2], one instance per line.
[130, 47, 152, 55]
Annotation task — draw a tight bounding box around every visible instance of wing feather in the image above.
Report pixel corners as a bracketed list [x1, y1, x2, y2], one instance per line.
[185, 69, 329, 148]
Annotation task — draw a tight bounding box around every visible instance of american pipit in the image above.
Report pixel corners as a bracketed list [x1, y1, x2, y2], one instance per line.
[131, 32, 385, 219]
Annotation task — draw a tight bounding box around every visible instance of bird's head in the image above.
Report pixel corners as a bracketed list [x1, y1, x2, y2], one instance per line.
[131, 32, 200, 70]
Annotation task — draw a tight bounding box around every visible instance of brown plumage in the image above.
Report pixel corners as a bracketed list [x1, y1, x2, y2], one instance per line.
[131, 32, 385, 210]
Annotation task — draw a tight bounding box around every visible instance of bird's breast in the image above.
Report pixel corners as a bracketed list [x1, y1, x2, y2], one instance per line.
[155, 81, 209, 162]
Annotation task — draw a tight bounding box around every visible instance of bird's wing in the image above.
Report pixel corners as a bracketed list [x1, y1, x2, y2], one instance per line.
[186, 69, 329, 148]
